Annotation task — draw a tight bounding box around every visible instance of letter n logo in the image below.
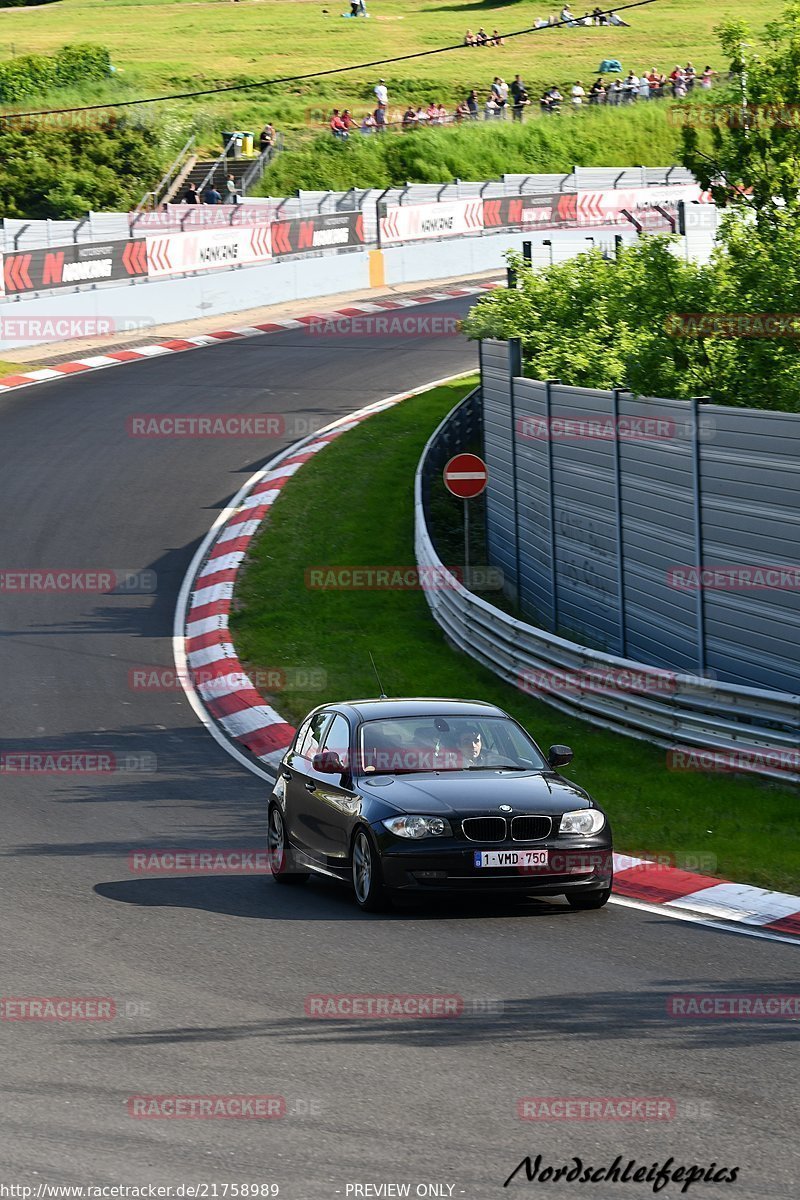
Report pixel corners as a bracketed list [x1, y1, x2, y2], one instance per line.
[298, 221, 314, 249]
[43, 252, 64, 285]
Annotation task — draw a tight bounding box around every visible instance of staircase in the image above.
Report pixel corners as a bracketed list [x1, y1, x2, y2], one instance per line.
[178, 156, 253, 199]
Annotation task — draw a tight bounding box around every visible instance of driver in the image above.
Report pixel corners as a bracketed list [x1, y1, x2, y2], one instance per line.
[459, 729, 486, 766]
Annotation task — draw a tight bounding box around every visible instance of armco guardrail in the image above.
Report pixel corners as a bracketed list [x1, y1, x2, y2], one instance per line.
[414, 393, 800, 783]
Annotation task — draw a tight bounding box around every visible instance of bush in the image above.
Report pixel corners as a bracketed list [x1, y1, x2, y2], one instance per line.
[0, 42, 111, 102]
[461, 215, 800, 413]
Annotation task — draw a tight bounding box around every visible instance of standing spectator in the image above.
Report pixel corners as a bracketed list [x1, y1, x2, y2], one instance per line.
[607, 78, 623, 106]
[484, 93, 499, 119]
[426, 99, 441, 124]
[546, 84, 563, 111]
[589, 77, 606, 104]
[374, 79, 388, 106]
[360, 112, 376, 134]
[182, 182, 199, 204]
[510, 74, 526, 105]
[571, 80, 586, 106]
[623, 71, 640, 102]
[512, 87, 530, 121]
[374, 103, 387, 132]
[203, 182, 221, 205]
[684, 62, 696, 91]
[637, 73, 650, 101]
[259, 123, 275, 153]
[454, 98, 471, 122]
[341, 109, 356, 132]
[466, 88, 479, 119]
[225, 173, 239, 204]
[700, 65, 715, 89]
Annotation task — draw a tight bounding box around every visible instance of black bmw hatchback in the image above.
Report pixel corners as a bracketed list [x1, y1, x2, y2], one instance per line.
[267, 698, 613, 912]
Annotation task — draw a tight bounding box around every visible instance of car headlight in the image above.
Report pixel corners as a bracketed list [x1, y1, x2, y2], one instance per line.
[559, 808, 605, 835]
[381, 815, 452, 839]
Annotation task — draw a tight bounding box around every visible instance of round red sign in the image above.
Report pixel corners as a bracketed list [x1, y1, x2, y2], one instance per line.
[443, 453, 488, 499]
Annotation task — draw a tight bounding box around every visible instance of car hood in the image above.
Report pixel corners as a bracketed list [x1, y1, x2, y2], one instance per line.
[360, 770, 594, 815]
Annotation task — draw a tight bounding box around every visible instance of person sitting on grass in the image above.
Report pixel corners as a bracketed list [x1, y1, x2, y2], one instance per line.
[475, 27, 489, 45]
[464, 30, 476, 46]
[608, 9, 630, 25]
[491, 29, 504, 46]
[560, 5, 577, 26]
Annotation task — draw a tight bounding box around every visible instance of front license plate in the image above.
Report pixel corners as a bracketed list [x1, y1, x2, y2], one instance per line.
[474, 849, 549, 869]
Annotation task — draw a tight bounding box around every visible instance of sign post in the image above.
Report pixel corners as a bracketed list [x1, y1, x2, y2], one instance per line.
[443, 453, 488, 588]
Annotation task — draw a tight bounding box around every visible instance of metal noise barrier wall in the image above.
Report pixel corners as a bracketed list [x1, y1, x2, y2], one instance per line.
[414, 393, 800, 784]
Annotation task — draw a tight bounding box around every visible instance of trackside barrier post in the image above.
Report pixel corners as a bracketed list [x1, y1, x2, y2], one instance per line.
[612, 387, 628, 657]
[691, 396, 710, 676]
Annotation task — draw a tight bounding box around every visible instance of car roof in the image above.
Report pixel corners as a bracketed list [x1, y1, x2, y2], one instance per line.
[321, 698, 509, 722]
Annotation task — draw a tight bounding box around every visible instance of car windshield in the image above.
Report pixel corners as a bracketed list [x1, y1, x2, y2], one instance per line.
[357, 715, 547, 774]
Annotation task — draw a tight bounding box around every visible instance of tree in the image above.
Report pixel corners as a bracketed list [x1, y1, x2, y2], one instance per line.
[681, 3, 800, 228]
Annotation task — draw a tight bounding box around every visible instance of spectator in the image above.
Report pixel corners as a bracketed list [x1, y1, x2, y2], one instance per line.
[360, 112, 376, 134]
[607, 78, 623, 106]
[203, 183, 221, 205]
[454, 98, 471, 122]
[510, 74, 526, 104]
[341, 109, 356, 131]
[330, 109, 348, 138]
[491, 29, 504, 46]
[225, 173, 239, 204]
[484, 93, 499, 119]
[637, 73, 651, 100]
[623, 71, 640, 102]
[571, 79, 586, 106]
[427, 99, 441, 124]
[402, 105, 417, 130]
[512, 87, 530, 121]
[182, 182, 199, 204]
[608, 10, 630, 24]
[589, 77, 606, 104]
[700, 65, 715, 89]
[350, 0, 359, 15]
[259, 123, 275, 153]
[546, 84, 563, 111]
[357, 0, 368, 14]
[374, 79, 388, 106]
[374, 103, 387, 131]
[475, 27, 489, 45]
[684, 62, 696, 91]
[592, 5, 605, 22]
[466, 88, 479, 119]
[415, 105, 429, 125]
[464, 30, 476, 46]
[580, 11, 593, 25]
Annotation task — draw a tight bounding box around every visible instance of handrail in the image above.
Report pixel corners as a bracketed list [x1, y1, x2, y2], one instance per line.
[196, 134, 238, 198]
[134, 135, 196, 217]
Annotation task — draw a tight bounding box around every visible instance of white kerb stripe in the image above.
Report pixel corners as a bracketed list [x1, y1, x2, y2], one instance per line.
[219, 705, 285, 738]
[216, 519, 260, 545]
[186, 614, 229, 639]
[668, 882, 800, 926]
[198, 672, 253, 701]
[187, 642, 234, 669]
[612, 854, 653, 874]
[191, 581, 234, 609]
[199, 551, 245, 577]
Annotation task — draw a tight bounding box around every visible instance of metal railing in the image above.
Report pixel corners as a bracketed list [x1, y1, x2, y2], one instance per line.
[134, 136, 196, 216]
[414, 393, 800, 782]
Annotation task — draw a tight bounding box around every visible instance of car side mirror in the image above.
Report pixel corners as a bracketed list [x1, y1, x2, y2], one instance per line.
[313, 750, 344, 775]
[548, 744, 573, 768]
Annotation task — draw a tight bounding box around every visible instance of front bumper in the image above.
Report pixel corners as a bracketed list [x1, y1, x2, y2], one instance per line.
[373, 828, 613, 894]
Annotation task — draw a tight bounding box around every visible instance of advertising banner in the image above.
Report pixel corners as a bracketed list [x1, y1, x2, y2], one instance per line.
[2, 239, 148, 296]
[380, 199, 484, 244]
[270, 211, 364, 257]
[145, 225, 272, 277]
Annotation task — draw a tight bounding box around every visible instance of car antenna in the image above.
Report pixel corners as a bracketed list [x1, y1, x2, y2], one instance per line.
[369, 651, 388, 699]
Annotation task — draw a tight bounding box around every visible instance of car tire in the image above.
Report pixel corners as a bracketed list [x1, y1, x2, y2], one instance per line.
[267, 802, 309, 886]
[566, 886, 612, 910]
[351, 827, 390, 913]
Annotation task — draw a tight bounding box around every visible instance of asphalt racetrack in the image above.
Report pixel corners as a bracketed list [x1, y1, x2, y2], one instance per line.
[0, 292, 797, 1198]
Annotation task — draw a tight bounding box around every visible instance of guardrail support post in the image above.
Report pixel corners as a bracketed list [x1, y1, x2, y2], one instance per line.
[691, 397, 709, 676]
[612, 387, 627, 657]
[509, 339, 523, 608]
[522, 240, 532, 267]
[545, 377, 560, 632]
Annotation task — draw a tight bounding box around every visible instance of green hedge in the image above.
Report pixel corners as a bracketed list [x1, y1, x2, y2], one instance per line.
[0, 43, 111, 102]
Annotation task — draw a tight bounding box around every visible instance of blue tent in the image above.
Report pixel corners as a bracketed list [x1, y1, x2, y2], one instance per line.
[598, 59, 623, 73]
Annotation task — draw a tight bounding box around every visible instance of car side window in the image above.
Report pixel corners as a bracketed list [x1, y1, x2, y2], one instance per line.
[293, 718, 312, 754]
[297, 711, 331, 761]
[320, 713, 351, 770]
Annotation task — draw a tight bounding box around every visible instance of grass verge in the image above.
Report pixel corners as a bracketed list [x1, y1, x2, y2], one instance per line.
[231, 378, 799, 893]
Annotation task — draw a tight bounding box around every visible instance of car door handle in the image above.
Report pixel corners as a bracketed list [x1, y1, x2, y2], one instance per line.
[281, 770, 292, 780]
[305, 781, 317, 792]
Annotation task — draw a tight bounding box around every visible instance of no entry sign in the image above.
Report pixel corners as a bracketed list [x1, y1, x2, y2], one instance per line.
[443, 453, 488, 499]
